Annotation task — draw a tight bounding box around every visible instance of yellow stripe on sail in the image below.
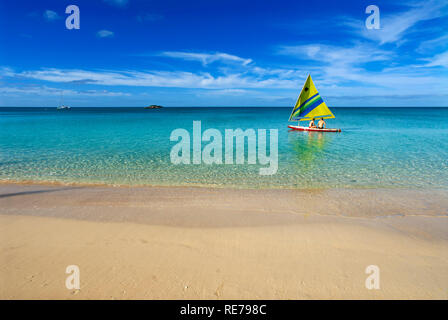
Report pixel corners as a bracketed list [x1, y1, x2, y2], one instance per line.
[299, 101, 335, 121]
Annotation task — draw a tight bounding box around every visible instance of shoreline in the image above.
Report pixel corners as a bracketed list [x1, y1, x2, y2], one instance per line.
[2, 178, 448, 192]
[1, 183, 447, 299]
[1, 181, 447, 220]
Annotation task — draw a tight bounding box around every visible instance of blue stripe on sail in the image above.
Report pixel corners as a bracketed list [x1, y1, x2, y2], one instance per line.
[299, 97, 324, 118]
[298, 93, 319, 109]
[291, 93, 319, 116]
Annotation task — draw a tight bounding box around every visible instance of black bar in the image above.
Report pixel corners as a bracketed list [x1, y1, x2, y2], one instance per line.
[1, 300, 445, 318]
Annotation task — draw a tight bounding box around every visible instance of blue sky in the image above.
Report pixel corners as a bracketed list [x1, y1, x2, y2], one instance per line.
[0, 0, 447, 107]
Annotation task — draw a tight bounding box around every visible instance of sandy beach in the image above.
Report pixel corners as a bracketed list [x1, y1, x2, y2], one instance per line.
[0, 183, 447, 299]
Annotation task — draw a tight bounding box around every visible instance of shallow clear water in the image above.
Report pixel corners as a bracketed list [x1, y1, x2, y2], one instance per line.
[1, 107, 447, 189]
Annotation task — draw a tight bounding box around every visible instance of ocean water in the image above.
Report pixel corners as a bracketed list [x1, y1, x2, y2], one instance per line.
[1, 107, 447, 189]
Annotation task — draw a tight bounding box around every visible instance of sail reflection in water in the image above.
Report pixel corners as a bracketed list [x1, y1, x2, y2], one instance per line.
[288, 131, 333, 167]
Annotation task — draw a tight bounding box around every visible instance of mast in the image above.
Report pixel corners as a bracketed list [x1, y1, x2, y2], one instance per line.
[289, 74, 310, 122]
[59, 90, 63, 107]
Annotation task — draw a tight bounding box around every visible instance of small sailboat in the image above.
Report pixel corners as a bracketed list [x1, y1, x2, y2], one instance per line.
[144, 105, 163, 109]
[57, 91, 71, 110]
[288, 74, 340, 132]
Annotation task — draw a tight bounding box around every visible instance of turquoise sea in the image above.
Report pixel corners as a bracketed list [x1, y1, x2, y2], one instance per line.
[1, 107, 447, 189]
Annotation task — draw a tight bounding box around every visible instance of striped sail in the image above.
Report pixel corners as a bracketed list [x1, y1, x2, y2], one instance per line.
[289, 74, 335, 121]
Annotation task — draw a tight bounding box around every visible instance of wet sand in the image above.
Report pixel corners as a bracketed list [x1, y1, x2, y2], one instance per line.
[0, 183, 447, 299]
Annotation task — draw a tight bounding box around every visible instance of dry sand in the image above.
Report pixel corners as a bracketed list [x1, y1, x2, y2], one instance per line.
[0, 183, 447, 299]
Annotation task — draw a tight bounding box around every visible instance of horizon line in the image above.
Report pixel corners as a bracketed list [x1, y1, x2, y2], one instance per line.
[1, 106, 448, 108]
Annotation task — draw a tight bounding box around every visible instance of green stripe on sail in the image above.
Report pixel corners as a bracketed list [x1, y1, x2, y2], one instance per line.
[300, 95, 321, 111]
[292, 94, 321, 118]
[298, 93, 319, 109]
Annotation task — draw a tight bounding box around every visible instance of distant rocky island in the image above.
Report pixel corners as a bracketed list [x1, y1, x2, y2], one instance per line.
[144, 105, 163, 109]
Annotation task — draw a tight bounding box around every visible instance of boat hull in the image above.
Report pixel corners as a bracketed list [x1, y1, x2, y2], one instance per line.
[288, 125, 341, 132]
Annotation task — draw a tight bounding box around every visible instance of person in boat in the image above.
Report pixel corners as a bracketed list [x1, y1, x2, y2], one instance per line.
[317, 118, 326, 129]
[308, 118, 317, 128]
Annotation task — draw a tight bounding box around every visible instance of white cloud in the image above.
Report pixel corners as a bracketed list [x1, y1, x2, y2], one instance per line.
[159, 51, 253, 66]
[425, 51, 448, 67]
[276, 43, 448, 97]
[43, 10, 60, 21]
[343, 0, 448, 45]
[2, 41, 447, 102]
[96, 30, 114, 38]
[0, 85, 129, 97]
[1, 67, 297, 89]
[199, 89, 252, 96]
[417, 34, 448, 54]
[3, 60, 446, 99]
[277, 44, 391, 65]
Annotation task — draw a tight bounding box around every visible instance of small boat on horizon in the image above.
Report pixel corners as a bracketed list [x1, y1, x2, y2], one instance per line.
[57, 91, 71, 110]
[144, 105, 163, 109]
[288, 74, 341, 132]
